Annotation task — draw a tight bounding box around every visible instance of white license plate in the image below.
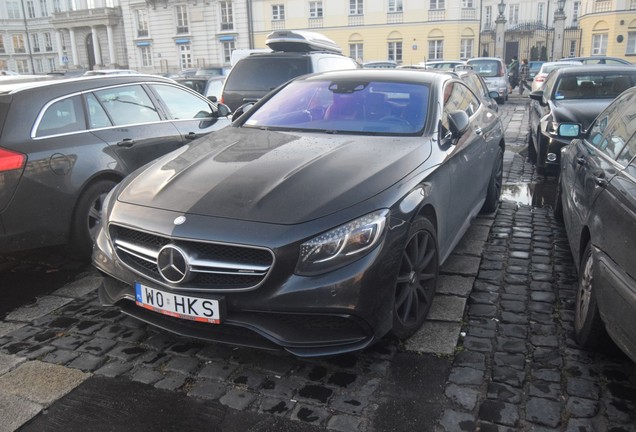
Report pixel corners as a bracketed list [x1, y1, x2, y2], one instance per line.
[135, 283, 222, 324]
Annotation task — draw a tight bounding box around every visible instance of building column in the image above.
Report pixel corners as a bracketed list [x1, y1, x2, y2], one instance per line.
[91, 26, 102, 66]
[495, 15, 507, 59]
[106, 25, 116, 67]
[55, 30, 65, 66]
[552, 11, 566, 60]
[69, 28, 80, 67]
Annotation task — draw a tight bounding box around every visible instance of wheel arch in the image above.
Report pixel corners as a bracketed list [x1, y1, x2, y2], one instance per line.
[415, 204, 438, 233]
[578, 226, 592, 268]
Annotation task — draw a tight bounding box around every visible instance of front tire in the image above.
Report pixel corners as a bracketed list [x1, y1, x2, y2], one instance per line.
[481, 148, 503, 214]
[69, 179, 117, 260]
[574, 243, 607, 349]
[391, 217, 439, 339]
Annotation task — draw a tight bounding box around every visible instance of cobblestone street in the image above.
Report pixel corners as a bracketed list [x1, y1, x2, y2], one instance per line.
[1, 95, 635, 432]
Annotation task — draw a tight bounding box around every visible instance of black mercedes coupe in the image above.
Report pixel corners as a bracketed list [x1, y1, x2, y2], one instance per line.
[93, 69, 505, 356]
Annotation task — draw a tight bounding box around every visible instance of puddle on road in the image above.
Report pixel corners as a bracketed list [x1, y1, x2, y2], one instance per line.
[501, 181, 557, 208]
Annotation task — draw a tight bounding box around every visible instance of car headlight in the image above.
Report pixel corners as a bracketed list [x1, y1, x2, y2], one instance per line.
[296, 209, 388, 275]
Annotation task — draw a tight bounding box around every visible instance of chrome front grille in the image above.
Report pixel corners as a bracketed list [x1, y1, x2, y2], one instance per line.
[110, 225, 274, 292]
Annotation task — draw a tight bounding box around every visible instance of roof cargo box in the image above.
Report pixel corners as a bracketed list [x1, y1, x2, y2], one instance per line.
[265, 30, 342, 54]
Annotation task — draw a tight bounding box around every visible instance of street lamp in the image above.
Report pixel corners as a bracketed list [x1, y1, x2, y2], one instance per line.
[557, 0, 566, 13]
[497, 0, 506, 19]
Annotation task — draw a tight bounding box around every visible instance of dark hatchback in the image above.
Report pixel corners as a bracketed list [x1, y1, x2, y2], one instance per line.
[554, 87, 636, 363]
[528, 65, 636, 175]
[0, 75, 231, 257]
[93, 69, 505, 357]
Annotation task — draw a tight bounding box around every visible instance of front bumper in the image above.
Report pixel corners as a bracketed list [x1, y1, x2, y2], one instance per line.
[93, 205, 406, 357]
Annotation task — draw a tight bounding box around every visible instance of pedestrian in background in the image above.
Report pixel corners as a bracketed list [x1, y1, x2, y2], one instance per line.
[519, 58, 529, 95]
[508, 56, 519, 90]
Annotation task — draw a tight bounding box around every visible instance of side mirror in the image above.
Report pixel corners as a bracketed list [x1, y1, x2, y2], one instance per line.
[558, 123, 581, 138]
[215, 103, 231, 118]
[208, 95, 218, 103]
[488, 91, 500, 99]
[528, 90, 543, 102]
[448, 110, 470, 137]
[232, 102, 255, 122]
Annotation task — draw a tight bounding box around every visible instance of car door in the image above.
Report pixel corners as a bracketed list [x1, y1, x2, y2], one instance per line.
[147, 83, 230, 142]
[88, 83, 183, 173]
[441, 82, 495, 242]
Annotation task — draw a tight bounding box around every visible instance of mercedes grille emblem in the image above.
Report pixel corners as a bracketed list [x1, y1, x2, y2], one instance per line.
[157, 245, 191, 284]
[174, 216, 186, 225]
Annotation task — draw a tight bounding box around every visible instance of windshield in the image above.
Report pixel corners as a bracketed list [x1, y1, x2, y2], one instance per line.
[244, 79, 430, 135]
[467, 60, 502, 77]
[554, 73, 636, 100]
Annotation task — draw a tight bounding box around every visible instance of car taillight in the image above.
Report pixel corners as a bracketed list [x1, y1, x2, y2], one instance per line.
[535, 76, 545, 82]
[0, 148, 26, 172]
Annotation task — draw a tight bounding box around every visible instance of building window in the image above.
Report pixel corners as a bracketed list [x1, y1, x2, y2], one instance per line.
[7, 1, 21, 18]
[508, 4, 519, 25]
[16, 59, 29, 74]
[485, 6, 492, 26]
[388, 40, 402, 62]
[626, 32, 636, 55]
[537, 3, 544, 21]
[630, 0, 636, 9]
[388, 0, 403, 12]
[26, 0, 36, 18]
[31, 34, 40, 52]
[220, 2, 234, 30]
[460, 38, 473, 59]
[0, 37, 4, 54]
[222, 40, 235, 63]
[462, 0, 474, 8]
[13, 35, 26, 53]
[179, 44, 192, 69]
[135, 9, 149, 37]
[349, 42, 363, 62]
[35, 58, 43, 73]
[309, 1, 323, 17]
[430, 0, 445, 10]
[350, 0, 363, 15]
[176, 5, 189, 34]
[272, 4, 285, 20]
[592, 33, 608, 55]
[53, 0, 61, 12]
[572, 1, 580, 25]
[48, 57, 56, 71]
[39, 0, 48, 16]
[139, 46, 152, 67]
[44, 32, 52, 51]
[569, 40, 577, 57]
[428, 39, 443, 60]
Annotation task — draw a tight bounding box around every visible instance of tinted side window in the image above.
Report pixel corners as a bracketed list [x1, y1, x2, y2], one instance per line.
[86, 93, 112, 129]
[588, 91, 636, 161]
[151, 84, 214, 119]
[224, 57, 309, 91]
[93, 84, 161, 126]
[35, 95, 85, 137]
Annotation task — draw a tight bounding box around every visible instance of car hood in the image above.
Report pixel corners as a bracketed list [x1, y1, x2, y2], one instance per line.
[117, 127, 432, 224]
[552, 99, 612, 130]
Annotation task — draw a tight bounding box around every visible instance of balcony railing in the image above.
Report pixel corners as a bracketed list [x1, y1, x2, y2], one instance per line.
[461, 8, 476, 20]
[429, 9, 446, 21]
[593, 0, 612, 12]
[271, 20, 285, 30]
[349, 15, 364, 26]
[308, 17, 323, 28]
[387, 12, 403, 24]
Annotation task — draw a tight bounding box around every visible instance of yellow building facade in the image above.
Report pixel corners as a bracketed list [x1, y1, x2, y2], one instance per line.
[250, 0, 481, 65]
[577, 0, 636, 60]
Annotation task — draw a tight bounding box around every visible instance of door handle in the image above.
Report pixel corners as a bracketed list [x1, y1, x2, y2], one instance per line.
[475, 127, 483, 135]
[185, 132, 198, 140]
[595, 177, 608, 187]
[117, 138, 135, 147]
[576, 157, 586, 166]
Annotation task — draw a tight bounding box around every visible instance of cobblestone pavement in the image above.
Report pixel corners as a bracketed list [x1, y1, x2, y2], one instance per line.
[1, 95, 635, 431]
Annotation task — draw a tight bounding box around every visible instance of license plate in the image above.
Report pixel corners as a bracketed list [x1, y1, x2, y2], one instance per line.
[135, 283, 223, 324]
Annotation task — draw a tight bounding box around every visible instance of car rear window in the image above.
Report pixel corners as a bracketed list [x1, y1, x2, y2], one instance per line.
[224, 57, 310, 92]
[244, 79, 429, 135]
[468, 60, 503, 78]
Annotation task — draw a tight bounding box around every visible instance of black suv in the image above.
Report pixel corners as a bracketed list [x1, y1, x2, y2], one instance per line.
[221, 30, 359, 111]
[0, 75, 231, 258]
